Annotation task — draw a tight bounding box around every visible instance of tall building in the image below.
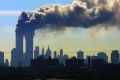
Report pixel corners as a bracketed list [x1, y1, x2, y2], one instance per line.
[31, 57, 59, 68]
[64, 54, 69, 60]
[5, 59, 9, 67]
[86, 55, 98, 66]
[59, 48, 64, 64]
[97, 52, 108, 63]
[45, 46, 51, 59]
[0, 51, 4, 64]
[63, 54, 69, 64]
[57, 55, 60, 59]
[54, 51, 57, 59]
[111, 50, 119, 64]
[77, 50, 84, 59]
[0, 52, 6, 67]
[15, 26, 34, 67]
[11, 48, 22, 67]
[42, 47, 45, 56]
[34, 46, 40, 59]
[24, 31, 34, 67]
[15, 28, 23, 65]
[65, 57, 84, 67]
[86, 56, 91, 66]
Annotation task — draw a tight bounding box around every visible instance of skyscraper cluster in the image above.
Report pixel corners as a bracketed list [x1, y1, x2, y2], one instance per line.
[0, 51, 9, 67]
[0, 47, 120, 67]
[10, 45, 120, 67]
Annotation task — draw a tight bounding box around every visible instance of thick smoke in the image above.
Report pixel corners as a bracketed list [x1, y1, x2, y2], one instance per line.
[17, 0, 120, 32]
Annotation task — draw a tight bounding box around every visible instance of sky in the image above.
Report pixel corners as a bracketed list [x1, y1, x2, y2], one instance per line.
[0, 0, 120, 61]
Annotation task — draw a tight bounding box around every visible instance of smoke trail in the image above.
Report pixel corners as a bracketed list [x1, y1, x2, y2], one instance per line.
[16, 0, 120, 32]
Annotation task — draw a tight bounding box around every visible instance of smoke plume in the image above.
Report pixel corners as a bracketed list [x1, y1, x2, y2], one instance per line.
[16, 0, 120, 32]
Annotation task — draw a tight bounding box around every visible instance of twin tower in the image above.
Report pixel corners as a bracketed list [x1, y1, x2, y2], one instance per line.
[11, 26, 34, 67]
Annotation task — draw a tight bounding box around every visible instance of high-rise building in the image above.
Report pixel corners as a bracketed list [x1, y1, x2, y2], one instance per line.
[0, 52, 4, 66]
[86, 56, 91, 66]
[24, 31, 34, 67]
[5, 59, 9, 67]
[42, 47, 45, 56]
[97, 52, 108, 63]
[59, 48, 64, 64]
[63, 54, 69, 64]
[11, 48, 22, 67]
[54, 51, 57, 59]
[77, 50, 84, 59]
[15, 26, 34, 67]
[57, 55, 60, 59]
[34, 46, 40, 59]
[45, 46, 51, 59]
[64, 54, 69, 60]
[15, 28, 23, 65]
[0, 51, 4, 64]
[111, 50, 119, 64]
[86, 55, 98, 66]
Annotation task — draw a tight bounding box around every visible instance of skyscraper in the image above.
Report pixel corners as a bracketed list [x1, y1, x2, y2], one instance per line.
[45, 46, 51, 59]
[54, 51, 57, 59]
[77, 50, 84, 59]
[5, 59, 9, 67]
[15, 28, 23, 65]
[34, 46, 40, 59]
[86, 55, 98, 66]
[59, 48, 64, 64]
[97, 52, 108, 63]
[11, 48, 22, 67]
[63, 54, 69, 64]
[24, 30, 34, 67]
[0, 51, 4, 64]
[15, 26, 35, 67]
[64, 54, 69, 60]
[42, 47, 45, 56]
[111, 50, 119, 64]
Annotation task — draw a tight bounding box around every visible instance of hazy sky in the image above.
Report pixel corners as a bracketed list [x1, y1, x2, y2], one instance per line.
[0, 0, 120, 61]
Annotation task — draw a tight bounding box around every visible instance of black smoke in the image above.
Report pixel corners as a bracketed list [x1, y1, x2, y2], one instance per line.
[16, 0, 120, 32]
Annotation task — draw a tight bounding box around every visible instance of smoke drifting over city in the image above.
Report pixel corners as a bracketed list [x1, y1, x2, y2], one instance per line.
[17, 0, 120, 32]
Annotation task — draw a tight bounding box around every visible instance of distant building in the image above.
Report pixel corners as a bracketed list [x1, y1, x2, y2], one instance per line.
[63, 54, 69, 64]
[90, 55, 98, 60]
[77, 50, 84, 59]
[97, 52, 108, 63]
[31, 56, 59, 68]
[111, 50, 119, 64]
[86, 56, 91, 66]
[57, 55, 60, 59]
[64, 54, 69, 60]
[5, 59, 9, 67]
[59, 48, 64, 64]
[0, 51, 5, 66]
[0, 51, 4, 63]
[34, 46, 40, 59]
[42, 47, 45, 56]
[92, 59, 107, 66]
[11, 48, 23, 67]
[15, 27, 34, 67]
[86, 55, 98, 66]
[65, 58, 84, 67]
[45, 46, 51, 59]
[54, 51, 57, 59]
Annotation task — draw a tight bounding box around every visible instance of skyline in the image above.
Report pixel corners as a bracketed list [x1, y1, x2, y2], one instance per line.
[0, 0, 120, 61]
[1, 45, 120, 66]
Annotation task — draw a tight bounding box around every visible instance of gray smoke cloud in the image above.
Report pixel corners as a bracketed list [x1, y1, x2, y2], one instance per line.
[16, 0, 120, 32]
